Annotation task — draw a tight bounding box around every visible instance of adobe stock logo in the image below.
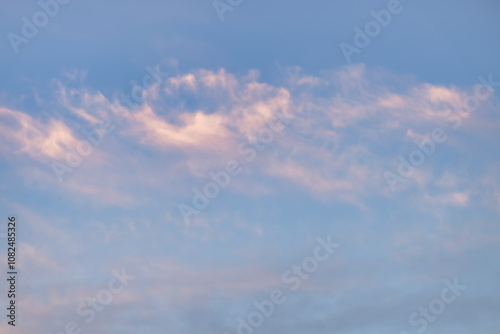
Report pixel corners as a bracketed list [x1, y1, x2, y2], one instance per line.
[177, 111, 294, 224]
[224, 235, 340, 334]
[399, 277, 467, 334]
[213, 0, 243, 21]
[7, 0, 72, 54]
[339, 0, 405, 64]
[48, 268, 135, 334]
[384, 73, 499, 191]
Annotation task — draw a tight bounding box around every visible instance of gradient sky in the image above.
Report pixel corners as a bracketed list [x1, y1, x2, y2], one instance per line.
[0, 0, 499, 333]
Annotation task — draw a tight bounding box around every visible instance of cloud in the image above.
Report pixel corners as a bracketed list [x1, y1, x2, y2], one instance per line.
[0, 64, 497, 211]
[0, 107, 79, 162]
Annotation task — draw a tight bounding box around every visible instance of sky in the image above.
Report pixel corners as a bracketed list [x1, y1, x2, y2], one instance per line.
[0, 0, 499, 333]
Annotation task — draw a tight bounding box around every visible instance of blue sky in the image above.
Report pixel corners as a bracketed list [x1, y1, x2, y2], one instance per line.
[0, 0, 499, 333]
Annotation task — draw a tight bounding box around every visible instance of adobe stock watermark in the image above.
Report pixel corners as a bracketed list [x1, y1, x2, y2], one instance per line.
[398, 277, 466, 334]
[118, 64, 170, 110]
[224, 235, 340, 334]
[48, 268, 135, 334]
[339, 0, 405, 64]
[7, 0, 72, 54]
[51, 63, 169, 183]
[177, 111, 294, 224]
[384, 73, 499, 191]
[213, 0, 243, 21]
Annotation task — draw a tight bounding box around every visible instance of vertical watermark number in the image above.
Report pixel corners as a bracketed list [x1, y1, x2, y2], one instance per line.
[6, 216, 17, 326]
